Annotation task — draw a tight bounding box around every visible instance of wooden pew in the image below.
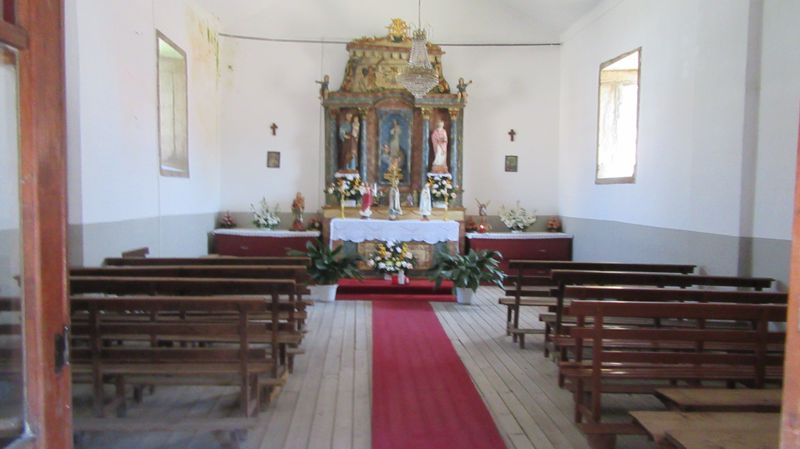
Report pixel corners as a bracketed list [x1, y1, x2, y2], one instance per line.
[540, 270, 775, 353]
[70, 296, 281, 418]
[559, 300, 785, 448]
[71, 264, 312, 325]
[631, 411, 779, 449]
[503, 260, 696, 350]
[654, 388, 782, 412]
[70, 276, 305, 369]
[103, 256, 309, 267]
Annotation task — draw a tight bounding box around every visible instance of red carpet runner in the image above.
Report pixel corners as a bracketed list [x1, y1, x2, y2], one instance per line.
[372, 301, 507, 449]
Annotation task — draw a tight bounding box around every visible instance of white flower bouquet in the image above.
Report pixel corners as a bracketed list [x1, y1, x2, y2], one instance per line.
[499, 202, 537, 232]
[428, 175, 457, 202]
[366, 240, 414, 274]
[251, 197, 281, 230]
[325, 174, 363, 201]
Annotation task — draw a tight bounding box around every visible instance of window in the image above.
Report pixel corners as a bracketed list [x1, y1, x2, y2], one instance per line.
[596, 48, 640, 184]
[157, 32, 188, 177]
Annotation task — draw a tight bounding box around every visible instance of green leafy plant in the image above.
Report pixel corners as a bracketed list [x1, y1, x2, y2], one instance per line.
[430, 250, 505, 292]
[288, 240, 363, 285]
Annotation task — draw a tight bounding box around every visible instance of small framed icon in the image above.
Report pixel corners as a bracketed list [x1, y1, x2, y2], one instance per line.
[505, 155, 518, 172]
[267, 151, 281, 168]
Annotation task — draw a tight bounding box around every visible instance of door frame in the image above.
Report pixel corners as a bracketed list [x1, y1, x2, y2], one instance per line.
[2, 1, 71, 448]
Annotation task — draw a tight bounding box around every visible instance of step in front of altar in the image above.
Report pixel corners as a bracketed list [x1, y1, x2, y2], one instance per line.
[336, 279, 456, 302]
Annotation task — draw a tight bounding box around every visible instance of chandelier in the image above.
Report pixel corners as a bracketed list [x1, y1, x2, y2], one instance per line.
[396, 0, 438, 98]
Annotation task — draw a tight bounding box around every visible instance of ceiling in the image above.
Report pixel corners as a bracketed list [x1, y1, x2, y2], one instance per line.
[193, 0, 603, 43]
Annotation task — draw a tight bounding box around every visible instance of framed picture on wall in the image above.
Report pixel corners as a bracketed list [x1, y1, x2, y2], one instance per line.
[267, 151, 280, 168]
[505, 155, 518, 172]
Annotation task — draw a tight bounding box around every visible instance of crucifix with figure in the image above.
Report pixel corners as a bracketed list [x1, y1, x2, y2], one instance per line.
[270, 123, 278, 136]
[508, 129, 516, 142]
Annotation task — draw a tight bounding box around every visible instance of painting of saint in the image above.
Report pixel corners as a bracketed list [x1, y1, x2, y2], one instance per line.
[378, 109, 412, 185]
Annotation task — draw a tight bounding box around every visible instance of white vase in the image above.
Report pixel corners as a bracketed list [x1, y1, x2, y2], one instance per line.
[309, 284, 338, 302]
[384, 273, 392, 281]
[433, 201, 447, 209]
[455, 287, 475, 305]
[342, 200, 356, 208]
[398, 270, 406, 285]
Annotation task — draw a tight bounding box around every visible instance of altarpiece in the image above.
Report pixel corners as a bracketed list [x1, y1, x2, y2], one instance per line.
[319, 20, 468, 268]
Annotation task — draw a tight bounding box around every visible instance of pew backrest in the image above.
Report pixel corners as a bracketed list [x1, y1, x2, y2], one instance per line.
[564, 286, 787, 304]
[103, 256, 309, 267]
[70, 276, 297, 297]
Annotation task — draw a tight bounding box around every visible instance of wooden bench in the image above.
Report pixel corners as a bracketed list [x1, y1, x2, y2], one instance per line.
[503, 261, 696, 350]
[631, 411, 779, 449]
[70, 296, 284, 419]
[71, 265, 312, 328]
[70, 276, 306, 370]
[559, 301, 785, 448]
[103, 256, 309, 267]
[543, 270, 775, 354]
[654, 387, 782, 412]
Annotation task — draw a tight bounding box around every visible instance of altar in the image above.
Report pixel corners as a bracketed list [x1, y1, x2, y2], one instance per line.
[330, 218, 460, 271]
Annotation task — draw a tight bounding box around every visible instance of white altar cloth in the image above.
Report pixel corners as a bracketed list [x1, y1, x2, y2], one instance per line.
[213, 228, 321, 238]
[465, 232, 573, 240]
[330, 219, 459, 245]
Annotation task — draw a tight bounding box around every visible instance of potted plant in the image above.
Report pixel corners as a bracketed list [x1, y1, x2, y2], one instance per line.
[289, 241, 362, 302]
[430, 250, 505, 305]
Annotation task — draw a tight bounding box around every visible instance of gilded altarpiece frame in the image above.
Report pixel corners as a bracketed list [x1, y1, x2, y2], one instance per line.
[321, 23, 466, 208]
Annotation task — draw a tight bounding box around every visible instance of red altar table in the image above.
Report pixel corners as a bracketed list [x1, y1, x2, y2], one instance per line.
[465, 232, 573, 273]
[212, 229, 321, 257]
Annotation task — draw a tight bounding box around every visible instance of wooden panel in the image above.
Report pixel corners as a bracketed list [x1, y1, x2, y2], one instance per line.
[632, 411, 778, 446]
[214, 233, 318, 257]
[16, 1, 71, 448]
[665, 427, 778, 449]
[0, 19, 27, 48]
[2, 0, 14, 23]
[780, 105, 800, 449]
[656, 388, 782, 412]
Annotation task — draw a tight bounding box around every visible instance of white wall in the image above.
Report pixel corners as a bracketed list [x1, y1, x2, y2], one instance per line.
[752, 0, 800, 240]
[67, 0, 223, 264]
[218, 40, 562, 217]
[559, 0, 756, 237]
[0, 50, 20, 295]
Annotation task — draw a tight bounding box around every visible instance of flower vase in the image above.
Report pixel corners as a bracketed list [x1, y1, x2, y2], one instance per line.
[384, 273, 392, 281]
[342, 200, 356, 208]
[433, 201, 447, 209]
[398, 270, 406, 285]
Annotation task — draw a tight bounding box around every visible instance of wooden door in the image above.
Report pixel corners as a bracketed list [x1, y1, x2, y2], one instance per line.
[781, 110, 800, 447]
[0, 1, 71, 448]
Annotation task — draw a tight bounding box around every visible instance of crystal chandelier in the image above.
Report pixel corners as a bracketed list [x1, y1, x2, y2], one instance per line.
[396, 0, 438, 98]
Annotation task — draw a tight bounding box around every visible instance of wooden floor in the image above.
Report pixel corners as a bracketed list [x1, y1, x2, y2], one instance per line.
[74, 288, 661, 449]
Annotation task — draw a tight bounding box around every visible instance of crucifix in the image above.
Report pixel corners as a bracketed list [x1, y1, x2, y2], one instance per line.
[270, 123, 278, 136]
[508, 129, 516, 142]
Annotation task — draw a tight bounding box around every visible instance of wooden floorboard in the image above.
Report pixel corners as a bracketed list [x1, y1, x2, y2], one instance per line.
[74, 288, 658, 449]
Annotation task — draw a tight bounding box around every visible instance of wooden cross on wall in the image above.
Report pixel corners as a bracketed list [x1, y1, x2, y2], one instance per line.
[270, 123, 278, 136]
[508, 129, 516, 142]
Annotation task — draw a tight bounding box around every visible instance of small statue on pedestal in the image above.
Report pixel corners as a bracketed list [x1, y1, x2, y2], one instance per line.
[290, 192, 305, 231]
[360, 183, 376, 219]
[476, 198, 491, 233]
[419, 183, 432, 221]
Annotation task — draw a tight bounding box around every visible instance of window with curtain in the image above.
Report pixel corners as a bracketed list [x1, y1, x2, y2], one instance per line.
[596, 48, 640, 183]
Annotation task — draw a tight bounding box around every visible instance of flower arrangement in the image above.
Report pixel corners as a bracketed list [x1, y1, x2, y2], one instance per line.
[428, 175, 457, 202]
[251, 197, 280, 229]
[499, 201, 537, 232]
[367, 240, 414, 274]
[325, 174, 363, 201]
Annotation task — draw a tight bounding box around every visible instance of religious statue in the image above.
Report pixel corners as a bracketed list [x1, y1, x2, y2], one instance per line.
[291, 192, 306, 231]
[457, 77, 472, 102]
[419, 182, 432, 220]
[360, 183, 376, 219]
[476, 198, 491, 232]
[384, 161, 403, 220]
[430, 120, 449, 174]
[316, 74, 330, 100]
[338, 112, 360, 172]
[406, 192, 415, 207]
